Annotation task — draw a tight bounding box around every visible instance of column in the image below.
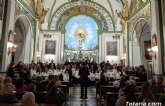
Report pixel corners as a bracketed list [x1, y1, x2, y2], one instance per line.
[33, 20, 39, 63]
[151, 0, 163, 75]
[98, 33, 102, 63]
[1, 0, 16, 72]
[60, 32, 65, 63]
[125, 21, 130, 66]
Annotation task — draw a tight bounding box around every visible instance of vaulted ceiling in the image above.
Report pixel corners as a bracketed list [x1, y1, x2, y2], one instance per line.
[19, 0, 150, 31]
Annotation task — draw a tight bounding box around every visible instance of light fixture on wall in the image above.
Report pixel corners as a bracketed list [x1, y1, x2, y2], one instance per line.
[112, 34, 120, 41]
[148, 46, 158, 60]
[8, 44, 17, 55]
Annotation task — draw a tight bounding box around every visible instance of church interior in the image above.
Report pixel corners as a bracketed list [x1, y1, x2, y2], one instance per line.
[0, 0, 165, 106]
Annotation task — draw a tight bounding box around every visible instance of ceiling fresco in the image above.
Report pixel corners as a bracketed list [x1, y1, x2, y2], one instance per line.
[50, 1, 114, 31]
[65, 15, 98, 51]
[16, 0, 150, 32]
[56, 6, 108, 31]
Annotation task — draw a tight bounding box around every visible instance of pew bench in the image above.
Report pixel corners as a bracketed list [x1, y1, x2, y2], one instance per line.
[99, 86, 119, 102]
[0, 103, 59, 106]
[61, 81, 71, 96]
[106, 92, 165, 106]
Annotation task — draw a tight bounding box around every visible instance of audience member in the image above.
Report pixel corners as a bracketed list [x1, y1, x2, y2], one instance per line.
[21, 83, 36, 103]
[0, 83, 18, 103]
[46, 85, 65, 105]
[15, 79, 27, 93]
[138, 84, 155, 102]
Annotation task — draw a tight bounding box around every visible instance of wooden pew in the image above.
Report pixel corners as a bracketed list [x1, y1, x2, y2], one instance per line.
[0, 103, 59, 106]
[96, 81, 146, 97]
[61, 81, 71, 96]
[58, 85, 68, 100]
[106, 92, 119, 106]
[106, 92, 165, 106]
[106, 92, 141, 106]
[61, 81, 71, 86]
[99, 86, 119, 102]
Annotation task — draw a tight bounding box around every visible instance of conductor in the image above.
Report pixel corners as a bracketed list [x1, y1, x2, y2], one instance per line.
[79, 62, 89, 99]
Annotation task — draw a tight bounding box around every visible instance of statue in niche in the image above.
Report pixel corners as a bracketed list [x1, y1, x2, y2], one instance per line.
[30, 0, 35, 9]
[37, 0, 49, 29]
[78, 51, 83, 59]
[116, 0, 128, 33]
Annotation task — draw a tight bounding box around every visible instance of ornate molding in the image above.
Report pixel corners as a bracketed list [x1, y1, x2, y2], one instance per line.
[48, 1, 115, 31]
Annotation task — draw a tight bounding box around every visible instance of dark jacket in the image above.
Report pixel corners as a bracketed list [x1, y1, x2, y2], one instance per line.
[48, 63, 56, 69]
[79, 66, 89, 83]
[0, 94, 18, 103]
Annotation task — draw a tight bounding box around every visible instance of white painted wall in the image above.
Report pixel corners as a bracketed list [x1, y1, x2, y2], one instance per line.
[102, 33, 122, 64]
[132, 45, 141, 66]
[151, 0, 162, 75]
[131, 31, 142, 66]
[1, 0, 16, 72]
[13, 16, 33, 64]
[14, 26, 23, 63]
[41, 32, 62, 64]
[23, 27, 32, 64]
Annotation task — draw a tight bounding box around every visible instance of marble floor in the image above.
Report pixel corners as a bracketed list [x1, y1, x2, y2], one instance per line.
[66, 86, 101, 106]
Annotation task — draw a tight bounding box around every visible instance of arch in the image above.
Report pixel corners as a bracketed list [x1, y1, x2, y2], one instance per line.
[131, 18, 151, 40]
[130, 18, 151, 79]
[49, 1, 114, 31]
[14, 15, 34, 64]
[15, 14, 34, 36]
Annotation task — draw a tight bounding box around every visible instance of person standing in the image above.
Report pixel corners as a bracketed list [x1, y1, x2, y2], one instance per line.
[48, 60, 56, 69]
[79, 62, 89, 99]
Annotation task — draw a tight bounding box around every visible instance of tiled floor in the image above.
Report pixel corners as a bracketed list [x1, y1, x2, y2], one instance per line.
[66, 86, 100, 106]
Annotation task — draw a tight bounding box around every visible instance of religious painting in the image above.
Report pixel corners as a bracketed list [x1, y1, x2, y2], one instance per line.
[144, 41, 152, 60]
[152, 34, 157, 47]
[147, 61, 152, 72]
[45, 40, 56, 54]
[8, 30, 14, 43]
[65, 15, 98, 51]
[106, 42, 117, 56]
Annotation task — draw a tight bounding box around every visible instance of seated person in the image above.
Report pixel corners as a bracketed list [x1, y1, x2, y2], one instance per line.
[35, 76, 46, 92]
[112, 81, 120, 92]
[21, 83, 36, 103]
[158, 95, 165, 105]
[138, 84, 155, 102]
[63, 71, 69, 82]
[121, 80, 137, 100]
[0, 83, 18, 103]
[116, 80, 137, 106]
[156, 77, 164, 88]
[99, 73, 108, 85]
[54, 75, 61, 87]
[119, 76, 126, 89]
[149, 79, 164, 93]
[47, 75, 61, 90]
[15, 79, 28, 93]
[3, 77, 12, 84]
[46, 85, 66, 105]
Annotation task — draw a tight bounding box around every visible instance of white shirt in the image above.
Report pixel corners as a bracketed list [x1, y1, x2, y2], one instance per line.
[109, 71, 115, 78]
[115, 72, 121, 79]
[95, 72, 100, 80]
[74, 70, 80, 79]
[89, 73, 96, 81]
[63, 73, 69, 81]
